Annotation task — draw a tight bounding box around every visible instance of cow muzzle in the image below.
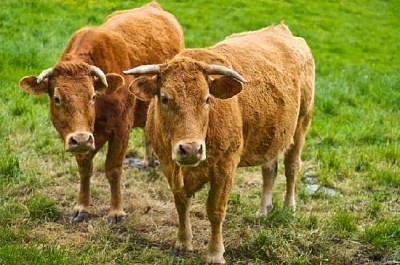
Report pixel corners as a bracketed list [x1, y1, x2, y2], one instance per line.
[172, 140, 206, 167]
[65, 132, 95, 153]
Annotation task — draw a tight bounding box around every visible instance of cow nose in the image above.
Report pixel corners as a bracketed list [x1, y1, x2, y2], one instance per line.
[178, 143, 203, 156]
[173, 141, 206, 167]
[66, 132, 95, 152]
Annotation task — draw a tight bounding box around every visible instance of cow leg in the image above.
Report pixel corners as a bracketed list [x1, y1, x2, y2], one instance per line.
[72, 153, 95, 222]
[283, 113, 312, 208]
[105, 134, 128, 224]
[171, 193, 193, 256]
[256, 159, 278, 217]
[206, 165, 236, 265]
[142, 136, 155, 167]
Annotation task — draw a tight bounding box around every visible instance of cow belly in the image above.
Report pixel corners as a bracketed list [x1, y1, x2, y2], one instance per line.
[238, 124, 296, 167]
[238, 155, 272, 167]
[238, 147, 283, 167]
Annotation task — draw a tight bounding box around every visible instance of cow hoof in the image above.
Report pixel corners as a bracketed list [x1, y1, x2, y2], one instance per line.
[206, 257, 226, 264]
[206, 258, 226, 265]
[71, 211, 89, 222]
[108, 215, 125, 225]
[171, 247, 192, 257]
[256, 205, 273, 217]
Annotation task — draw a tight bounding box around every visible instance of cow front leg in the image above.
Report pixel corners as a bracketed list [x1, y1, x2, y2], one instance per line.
[172, 193, 193, 256]
[206, 189, 228, 264]
[105, 136, 128, 224]
[72, 154, 94, 222]
[256, 159, 278, 217]
[206, 167, 235, 264]
[105, 166, 126, 223]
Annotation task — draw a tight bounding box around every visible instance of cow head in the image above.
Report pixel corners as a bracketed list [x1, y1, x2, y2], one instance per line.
[19, 61, 124, 153]
[124, 57, 246, 167]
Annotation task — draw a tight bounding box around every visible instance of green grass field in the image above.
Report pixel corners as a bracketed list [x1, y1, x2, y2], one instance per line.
[1, 0, 399, 264]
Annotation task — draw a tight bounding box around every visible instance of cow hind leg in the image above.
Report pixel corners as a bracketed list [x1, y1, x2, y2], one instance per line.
[256, 159, 278, 217]
[142, 136, 156, 167]
[283, 112, 312, 209]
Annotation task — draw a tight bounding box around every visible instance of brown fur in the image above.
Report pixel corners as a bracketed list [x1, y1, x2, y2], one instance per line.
[19, 2, 184, 223]
[128, 24, 314, 264]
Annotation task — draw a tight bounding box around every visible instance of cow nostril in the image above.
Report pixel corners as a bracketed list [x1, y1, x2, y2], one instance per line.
[179, 144, 187, 155]
[197, 144, 203, 155]
[88, 135, 94, 144]
[69, 137, 78, 146]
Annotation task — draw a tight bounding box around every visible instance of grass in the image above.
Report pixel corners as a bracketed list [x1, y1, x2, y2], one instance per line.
[1, 0, 399, 264]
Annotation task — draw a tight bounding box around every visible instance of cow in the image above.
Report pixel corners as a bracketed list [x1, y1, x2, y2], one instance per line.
[124, 24, 315, 264]
[18, 2, 184, 224]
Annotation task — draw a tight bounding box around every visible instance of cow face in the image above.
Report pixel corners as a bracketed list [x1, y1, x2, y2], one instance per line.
[127, 58, 245, 167]
[19, 62, 124, 153]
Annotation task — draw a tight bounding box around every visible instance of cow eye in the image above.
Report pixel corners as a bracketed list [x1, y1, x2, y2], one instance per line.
[54, 96, 61, 105]
[161, 95, 169, 106]
[203, 96, 211, 107]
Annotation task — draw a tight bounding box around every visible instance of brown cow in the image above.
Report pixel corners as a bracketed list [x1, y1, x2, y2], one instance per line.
[18, 2, 184, 223]
[124, 24, 314, 263]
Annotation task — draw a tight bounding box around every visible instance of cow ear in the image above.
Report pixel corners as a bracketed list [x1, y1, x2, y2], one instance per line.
[19, 76, 49, 95]
[95, 73, 124, 94]
[209, 76, 244, 99]
[128, 76, 158, 101]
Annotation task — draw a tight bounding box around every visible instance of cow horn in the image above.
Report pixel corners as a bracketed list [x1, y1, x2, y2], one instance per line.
[37, 67, 54, 83]
[90, 66, 108, 87]
[206, 64, 247, 83]
[123, 65, 160, 75]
